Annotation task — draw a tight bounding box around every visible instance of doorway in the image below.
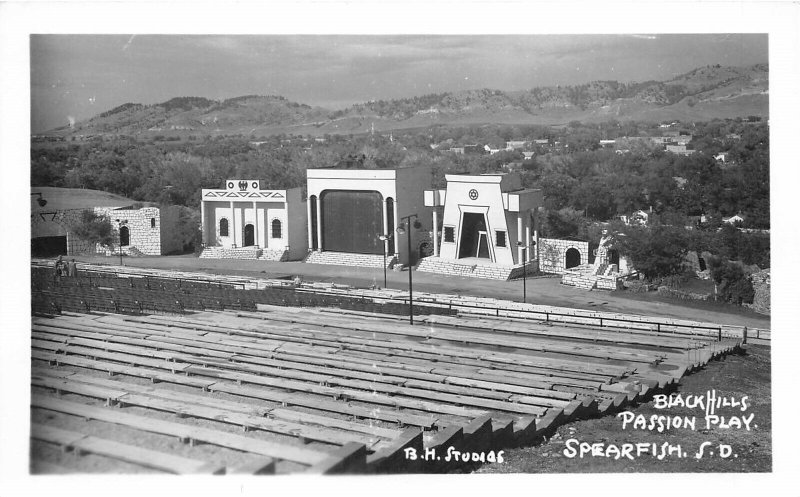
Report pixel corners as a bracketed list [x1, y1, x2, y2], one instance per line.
[565, 247, 581, 269]
[243, 224, 255, 247]
[459, 212, 490, 260]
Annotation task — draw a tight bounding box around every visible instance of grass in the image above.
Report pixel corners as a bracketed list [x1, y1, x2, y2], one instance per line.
[475, 344, 771, 473]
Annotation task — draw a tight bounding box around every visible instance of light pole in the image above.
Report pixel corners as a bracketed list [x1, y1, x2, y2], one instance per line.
[115, 219, 128, 266]
[517, 239, 536, 303]
[378, 233, 393, 289]
[396, 214, 418, 325]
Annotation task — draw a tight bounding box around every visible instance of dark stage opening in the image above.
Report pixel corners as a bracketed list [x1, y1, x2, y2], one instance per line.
[31, 236, 67, 257]
[321, 190, 383, 254]
[459, 212, 490, 260]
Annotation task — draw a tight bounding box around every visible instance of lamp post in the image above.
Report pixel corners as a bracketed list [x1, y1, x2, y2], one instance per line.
[517, 239, 536, 303]
[396, 214, 418, 325]
[115, 219, 128, 266]
[378, 234, 393, 288]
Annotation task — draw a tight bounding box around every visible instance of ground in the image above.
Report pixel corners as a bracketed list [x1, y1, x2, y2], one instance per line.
[475, 344, 771, 473]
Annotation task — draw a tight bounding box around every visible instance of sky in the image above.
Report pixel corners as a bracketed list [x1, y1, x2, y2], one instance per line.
[30, 34, 768, 133]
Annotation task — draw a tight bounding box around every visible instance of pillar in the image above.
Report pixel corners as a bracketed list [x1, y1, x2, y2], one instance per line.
[307, 196, 314, 251]
[315, 194, 323, 251]
[517, 212, 523, 264]
[432, 209, 439, 257]
[230, 201, 236, 247]
[253, 201, 260, 248]
[392, 200, 400, 260]
[525, 217, 532, 263]
[200, 200, 206, 246]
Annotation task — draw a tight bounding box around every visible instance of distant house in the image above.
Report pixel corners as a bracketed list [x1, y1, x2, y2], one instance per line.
[522, 151, 535, 160]
[599, 139, 616, 147]
[463, 144, 483, 154]
[619, 210, 650, 226]
[723, 214, 745, 225]
[505, 140, 528, 150]
[714, 152, 729, 163]
[484, 145, 502, 155]
[449, 147, 465, 155]
[665, 144, 696, 156]
[533, 139, 550, 146]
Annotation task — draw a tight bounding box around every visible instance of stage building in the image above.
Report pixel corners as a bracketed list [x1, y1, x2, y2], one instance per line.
[417, 173, 543, 280]
[199, 180, 307, 261]
[304, 165, 433, 268]
[31, 187, 182, 257]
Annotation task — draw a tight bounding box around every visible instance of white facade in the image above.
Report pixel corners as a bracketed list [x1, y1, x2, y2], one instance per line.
[200, 179, 307, 260]
[305, 165, 433, 266]
[424, 173, 543, 266]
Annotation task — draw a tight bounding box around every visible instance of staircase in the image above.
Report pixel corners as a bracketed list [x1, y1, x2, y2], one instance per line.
[303, 251, 396, 269]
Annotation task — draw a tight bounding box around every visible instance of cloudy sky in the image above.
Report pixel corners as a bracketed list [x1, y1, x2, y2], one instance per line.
[30, 34, 768, 132]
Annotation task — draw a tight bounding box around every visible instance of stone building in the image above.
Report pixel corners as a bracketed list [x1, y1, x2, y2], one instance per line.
[304, 165, 433, 268]
[199, 180, 307, 261]
[30, 187, 182, 257]
[417, 172, 543, 280]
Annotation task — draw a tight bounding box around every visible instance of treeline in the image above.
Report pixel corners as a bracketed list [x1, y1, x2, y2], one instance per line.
[31, 118, 769, 231]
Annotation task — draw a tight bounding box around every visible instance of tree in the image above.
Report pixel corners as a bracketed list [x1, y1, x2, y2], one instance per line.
[707, 257, 754, 304]
[70, 210, 116, 250]
[607, 224, 690, 280]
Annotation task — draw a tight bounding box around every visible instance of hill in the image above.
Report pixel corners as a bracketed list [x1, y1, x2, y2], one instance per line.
[39, 64, 768, 139]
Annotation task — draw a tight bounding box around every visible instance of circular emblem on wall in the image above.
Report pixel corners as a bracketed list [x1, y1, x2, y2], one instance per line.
[468, 189, 479, 200]
[227, 181, 235, 189]
[251, 181, 259, 189]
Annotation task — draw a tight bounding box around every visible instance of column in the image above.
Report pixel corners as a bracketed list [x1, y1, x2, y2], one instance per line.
[307, 196, 314, 251]
[525, 216, 532, 263]
[432, 209, 439, 257]
[392, 200, 400, 259]
[253, 201, 260, 248]
[230, 201, 236, 247]
[517, 212, 523, 264]
[315, 194, 323, 251]
[200, 200, 206, 246]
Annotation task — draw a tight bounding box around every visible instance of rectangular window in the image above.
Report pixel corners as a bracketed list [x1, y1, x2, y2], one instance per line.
[151, 218, 156, 228]
[443, 226, 455, 243]
[495, 230, 507, 247]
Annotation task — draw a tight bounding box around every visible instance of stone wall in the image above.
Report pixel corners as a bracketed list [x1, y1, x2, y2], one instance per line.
[747, 268, 770, 315]
[538, 238, 589, 274]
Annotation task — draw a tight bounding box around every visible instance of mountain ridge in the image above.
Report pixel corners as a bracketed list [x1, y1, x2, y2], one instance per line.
[41, 63, 768, 138]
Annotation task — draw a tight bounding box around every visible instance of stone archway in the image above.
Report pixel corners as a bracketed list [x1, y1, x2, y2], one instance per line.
[565, 247, 581, 269]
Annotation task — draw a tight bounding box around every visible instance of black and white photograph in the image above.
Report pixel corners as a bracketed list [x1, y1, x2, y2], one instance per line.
[2, 1, 798, 496]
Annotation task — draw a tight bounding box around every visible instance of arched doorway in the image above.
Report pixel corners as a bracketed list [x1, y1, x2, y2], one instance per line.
[119, 226, 130, 246]
[565, 247, 581, 269]
[608, 249, 620, 266]
[243, 224, 255, 247]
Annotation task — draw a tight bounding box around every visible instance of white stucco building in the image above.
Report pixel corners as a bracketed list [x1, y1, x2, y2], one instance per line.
[417, 173, 543, 280]
[304, 165, 433, 268]
[199, 179, 307, 261]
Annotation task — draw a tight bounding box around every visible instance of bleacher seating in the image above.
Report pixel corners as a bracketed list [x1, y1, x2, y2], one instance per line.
[31, 267, 456, 318]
